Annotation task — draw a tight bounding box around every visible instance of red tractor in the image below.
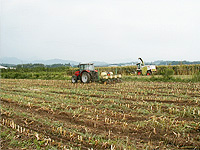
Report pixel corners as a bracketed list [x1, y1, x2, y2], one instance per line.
[71, 63, 98, 83]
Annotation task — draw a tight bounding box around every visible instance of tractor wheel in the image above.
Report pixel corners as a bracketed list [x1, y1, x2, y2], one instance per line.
[94, 72, 99, 82]
[81, 72, 91, 83]
[72, 75, 77, 83]
[91, 72, 98, 82]
[138, 72, 142, 75]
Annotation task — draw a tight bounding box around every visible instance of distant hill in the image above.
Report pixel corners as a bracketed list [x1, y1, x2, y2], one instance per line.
[0, 57, 79, 66]
[0, 57, 199, 67]
[0, 57, 109, 67]
[31, 59, 79, 66]
[0, 57, 22, 64]
[89, 61, 108, 67]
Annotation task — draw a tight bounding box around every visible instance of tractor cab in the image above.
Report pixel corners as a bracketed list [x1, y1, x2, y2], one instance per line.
[72, 63, 98, 83]
[79, 63, 95, 71]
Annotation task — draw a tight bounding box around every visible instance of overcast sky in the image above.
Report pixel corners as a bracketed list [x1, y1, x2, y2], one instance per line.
[1, 0, 200, 63]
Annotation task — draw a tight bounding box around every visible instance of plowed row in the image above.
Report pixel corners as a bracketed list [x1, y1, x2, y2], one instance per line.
[1, 79, 200, 149]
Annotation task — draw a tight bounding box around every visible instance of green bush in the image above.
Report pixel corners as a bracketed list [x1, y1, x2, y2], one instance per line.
[161, 68, 174, 80]
[192, 71, 200, 82]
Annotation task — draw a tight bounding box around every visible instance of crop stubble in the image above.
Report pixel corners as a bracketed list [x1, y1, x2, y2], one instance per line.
[1, 79, 200, 149]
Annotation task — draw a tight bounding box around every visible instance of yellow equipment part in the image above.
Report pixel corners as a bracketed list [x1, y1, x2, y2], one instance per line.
[102, 76, 109, 79]
[100, 71, 122, 83]
[142, 66, 147, 75]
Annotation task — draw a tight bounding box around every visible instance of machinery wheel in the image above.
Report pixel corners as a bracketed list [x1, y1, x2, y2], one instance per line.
[137, 72, 142, 75]
[94, 72, 99, 81]
[91, 71, 98, 82]
[72, 75, 77, 83]
[147, 71, 152, 76]
[81, 72, 91, 83]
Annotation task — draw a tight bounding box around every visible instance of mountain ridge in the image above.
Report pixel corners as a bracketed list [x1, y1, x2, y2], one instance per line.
[0, 57, 79, 66]
[0, 57, 200, 67]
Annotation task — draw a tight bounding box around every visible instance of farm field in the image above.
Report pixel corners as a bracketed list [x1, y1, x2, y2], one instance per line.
[1, 79, 200, 149]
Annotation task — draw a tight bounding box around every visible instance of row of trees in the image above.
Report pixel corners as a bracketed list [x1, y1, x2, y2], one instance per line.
[1, 63, 71, 72]
[97, 64, 200, 75]
[1, 63, 200, 81]
[0, 63, 74, 80]
[1, 63, 71, 69]
[155, 60, 200, 65]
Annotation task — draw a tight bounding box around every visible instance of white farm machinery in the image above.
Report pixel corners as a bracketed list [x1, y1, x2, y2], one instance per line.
[72, 63, 122, 84]
[136, 58, 156, 75]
